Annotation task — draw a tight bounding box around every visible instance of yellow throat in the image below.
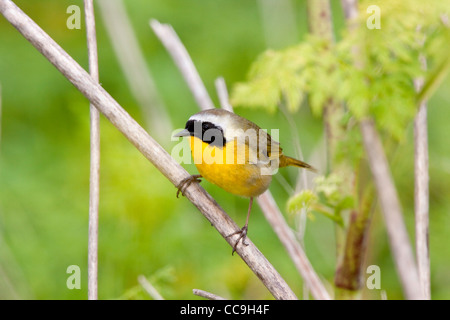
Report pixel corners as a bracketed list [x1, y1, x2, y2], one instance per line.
[189, 136, 272, 198]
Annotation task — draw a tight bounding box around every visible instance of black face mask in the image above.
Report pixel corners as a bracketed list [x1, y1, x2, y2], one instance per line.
[184, 120, 226, 147]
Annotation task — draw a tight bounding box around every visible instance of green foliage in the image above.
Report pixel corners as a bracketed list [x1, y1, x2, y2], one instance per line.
[314, 174, 353, 211]
[334, 114, 363, 167]
[233, 1, 450, 299]
[231, 37, 332, 115]
[287, 174, 354, 227]
[287, 189, 317, 212]
[231, 0, 450, 141]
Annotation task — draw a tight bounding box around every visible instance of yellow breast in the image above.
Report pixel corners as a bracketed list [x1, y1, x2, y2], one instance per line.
[189, 136, 271, 198]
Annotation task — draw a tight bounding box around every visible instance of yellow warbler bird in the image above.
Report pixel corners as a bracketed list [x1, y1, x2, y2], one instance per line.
[174, 109, 315, 254]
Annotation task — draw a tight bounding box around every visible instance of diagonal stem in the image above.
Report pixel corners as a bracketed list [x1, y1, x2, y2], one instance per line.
[360, 119, 423, 300]
[0, 0, 296, 300]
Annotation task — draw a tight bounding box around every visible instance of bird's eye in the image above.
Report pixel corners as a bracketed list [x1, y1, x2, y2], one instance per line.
[200, 121, 226, 147]
[202, 122, 212, 131]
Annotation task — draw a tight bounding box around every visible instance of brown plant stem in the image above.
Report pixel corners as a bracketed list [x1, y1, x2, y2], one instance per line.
[334, 185, 374, 294]
[150, 19, 214, 111]
[341, 0, 423, 300]
[307, 0, 371, 297]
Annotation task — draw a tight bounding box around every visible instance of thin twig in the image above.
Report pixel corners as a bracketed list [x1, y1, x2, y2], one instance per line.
[278, 104, 309, 251]
[84, 0, 100, 301]
[257, 191, 331, 300]
[193, 289, 226, 300]
[360, 119, 422, 300]
[138, 275, 165, 300]
[214, 77, 233, 112]
[0, 0, 296, 300]
[414, 54, 430, 299]
[97, 0, 172, 143]
[150, 19, 215, 111]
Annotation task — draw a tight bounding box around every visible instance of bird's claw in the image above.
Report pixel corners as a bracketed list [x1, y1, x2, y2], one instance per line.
[226, 225, 249, 255]
[176, 175, 202, 198]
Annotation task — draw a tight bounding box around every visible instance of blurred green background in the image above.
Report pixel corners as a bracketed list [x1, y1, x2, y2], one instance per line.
[0, 0, 449, 300]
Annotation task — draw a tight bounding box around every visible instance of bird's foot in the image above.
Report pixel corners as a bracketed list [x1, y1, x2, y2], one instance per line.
[176, 175, 202, 198]
[226, 225, 249, 255]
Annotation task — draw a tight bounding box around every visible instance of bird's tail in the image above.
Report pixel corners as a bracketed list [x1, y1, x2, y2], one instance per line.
[280, 155, 317, 173]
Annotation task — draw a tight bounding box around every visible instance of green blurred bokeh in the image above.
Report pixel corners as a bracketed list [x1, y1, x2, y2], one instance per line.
[0, 0, 449, 300]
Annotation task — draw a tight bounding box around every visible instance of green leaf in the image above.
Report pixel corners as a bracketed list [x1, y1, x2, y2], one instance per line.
[417, 53, 450, 106]
[287, 189, 317, 214]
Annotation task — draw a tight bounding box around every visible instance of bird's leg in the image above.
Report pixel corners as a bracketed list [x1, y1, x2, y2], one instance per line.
[227, 197, 253, 255]
[176, 174, 202, 198]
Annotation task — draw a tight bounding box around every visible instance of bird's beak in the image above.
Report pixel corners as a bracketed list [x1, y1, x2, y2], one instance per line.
[173, 129, 190, 137]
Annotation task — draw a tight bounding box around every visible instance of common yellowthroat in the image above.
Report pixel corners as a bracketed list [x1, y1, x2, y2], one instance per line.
[174, 109, 315, 254]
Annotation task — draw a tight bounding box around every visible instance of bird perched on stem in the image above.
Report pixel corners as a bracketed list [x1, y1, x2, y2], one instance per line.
[174, 109, 316, 254]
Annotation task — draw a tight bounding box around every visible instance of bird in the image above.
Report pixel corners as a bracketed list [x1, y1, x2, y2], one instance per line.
[174, 108, 316, 254]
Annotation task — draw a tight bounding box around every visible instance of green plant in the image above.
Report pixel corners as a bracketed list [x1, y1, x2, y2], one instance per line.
[231, 0, 450, 299]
